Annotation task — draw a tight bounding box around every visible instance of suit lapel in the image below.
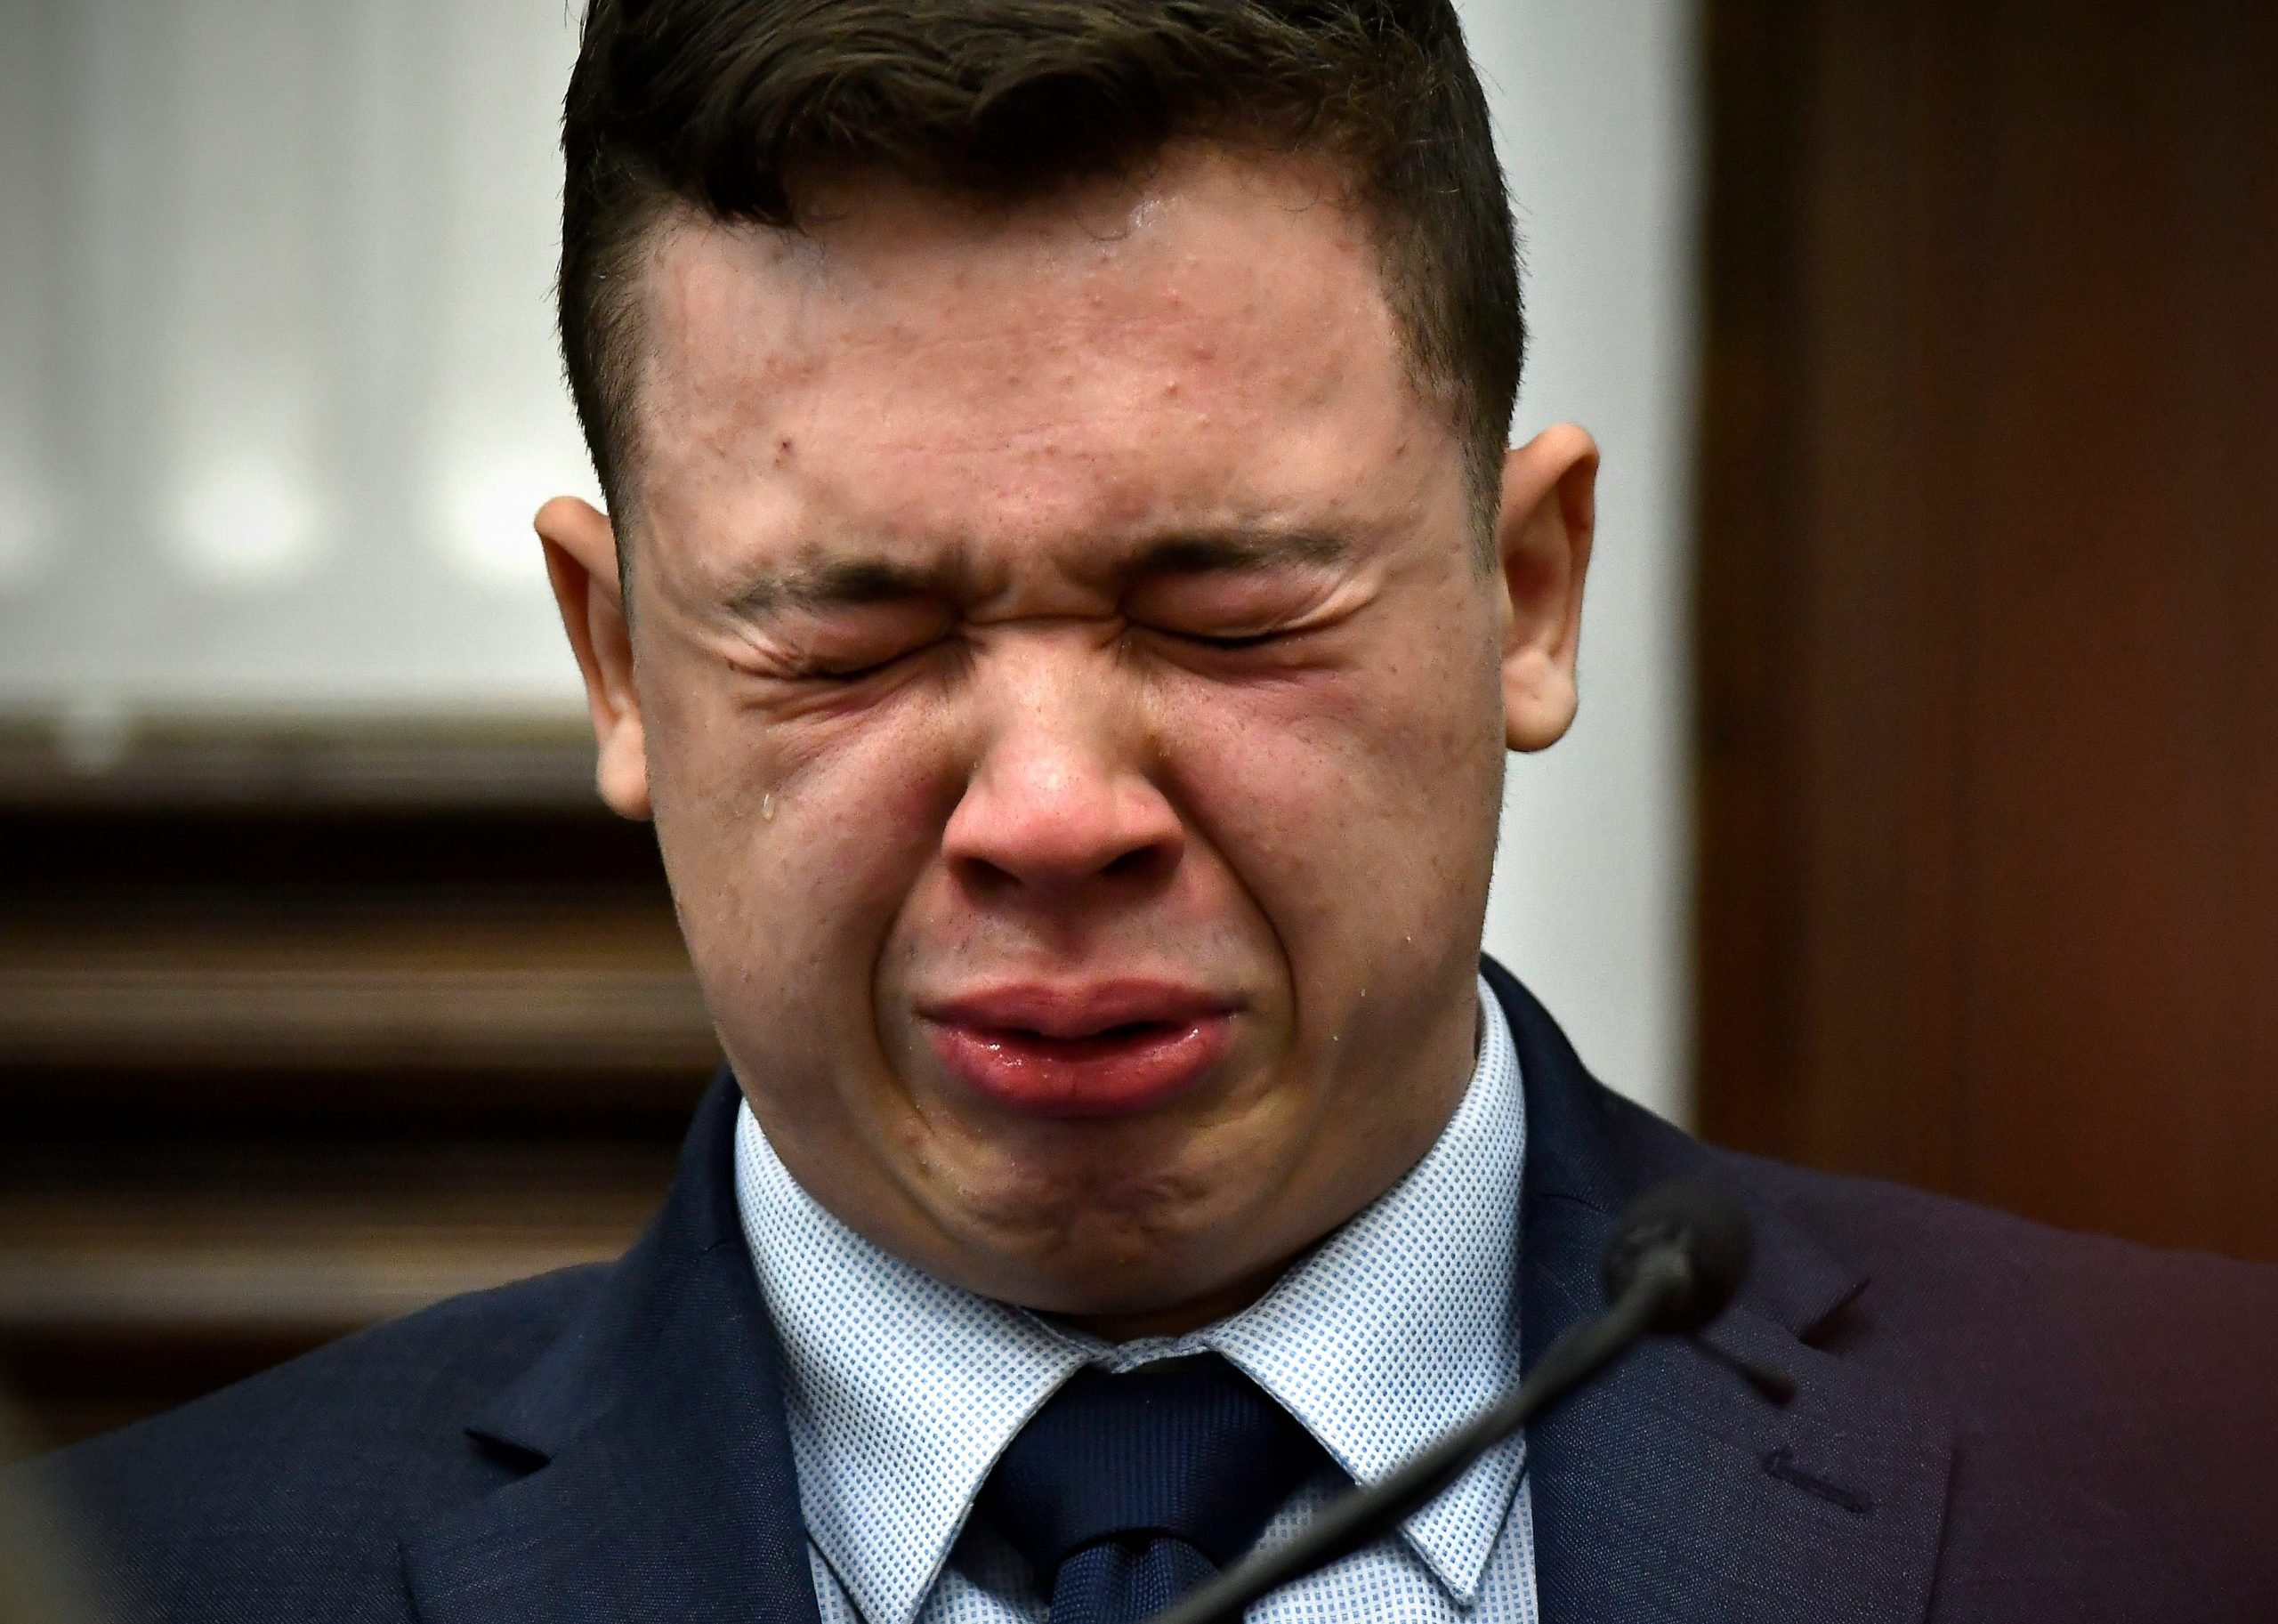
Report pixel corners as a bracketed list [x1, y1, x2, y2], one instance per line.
[401, 1077, 823, 1624]
[1488, 960, 1953, 1624]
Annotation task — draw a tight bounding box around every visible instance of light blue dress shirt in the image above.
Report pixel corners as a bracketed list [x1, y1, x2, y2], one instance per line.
[733, 974, 1539, 1624]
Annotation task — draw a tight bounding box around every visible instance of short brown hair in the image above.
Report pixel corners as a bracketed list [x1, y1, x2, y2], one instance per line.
[559, 0, 1523, 550]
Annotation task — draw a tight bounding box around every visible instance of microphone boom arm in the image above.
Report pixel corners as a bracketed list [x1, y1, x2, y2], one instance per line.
[1140, 1247, 1696, 1624]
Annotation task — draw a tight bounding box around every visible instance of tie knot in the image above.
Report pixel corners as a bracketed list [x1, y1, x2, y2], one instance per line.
[980, 1355, 1328, 1579]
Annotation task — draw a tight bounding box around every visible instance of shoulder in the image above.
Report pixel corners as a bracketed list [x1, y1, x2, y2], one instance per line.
[1538, 1026, 2278, 1360]
[1496, 954, 2278, 1403]
[1578, 1079, 2278, 1600]
[1710, 1133, 2278, 1359]
[1698, 1131, 2278, 1575]
[15, 1264, 608, 1624]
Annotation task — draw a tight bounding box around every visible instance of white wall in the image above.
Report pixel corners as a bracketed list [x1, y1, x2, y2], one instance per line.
[0, 0, 597, 721]
[0, 0, 1700, 1120]
[1464, 1, 1701, 1123]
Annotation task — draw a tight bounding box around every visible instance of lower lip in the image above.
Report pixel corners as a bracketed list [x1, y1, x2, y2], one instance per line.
[925, 1014, 1234, 1119]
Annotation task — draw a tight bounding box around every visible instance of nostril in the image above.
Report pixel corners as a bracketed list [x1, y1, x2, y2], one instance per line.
[1103, 846, 1162, 881]
[948, 852, 1022, 895]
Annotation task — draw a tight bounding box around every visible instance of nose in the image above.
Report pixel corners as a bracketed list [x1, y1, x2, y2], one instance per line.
[941, 641, 1184, 900]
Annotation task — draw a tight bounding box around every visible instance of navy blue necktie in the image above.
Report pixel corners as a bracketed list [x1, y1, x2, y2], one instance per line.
[978, 1355, 1331, 1624]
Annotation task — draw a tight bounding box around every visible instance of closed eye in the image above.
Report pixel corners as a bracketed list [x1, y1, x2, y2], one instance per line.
[803, 641, 941, 682]
[1170, 626, 1288, 651]
[766, 599, 957, 683]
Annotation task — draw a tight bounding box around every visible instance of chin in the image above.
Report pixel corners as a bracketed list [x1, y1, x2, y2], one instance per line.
[940, 1169, 1240, 1310]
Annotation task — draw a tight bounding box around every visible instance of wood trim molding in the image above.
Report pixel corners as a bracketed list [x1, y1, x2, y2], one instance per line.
[0, 716, 602, 810]
[0, 963, 715, 1073]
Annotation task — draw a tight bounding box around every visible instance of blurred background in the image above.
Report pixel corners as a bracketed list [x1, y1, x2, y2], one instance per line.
[0, 0, 2272, 1456]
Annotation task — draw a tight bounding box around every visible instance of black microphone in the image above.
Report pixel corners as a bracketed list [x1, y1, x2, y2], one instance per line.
[1141, 1179, 1765, 1624]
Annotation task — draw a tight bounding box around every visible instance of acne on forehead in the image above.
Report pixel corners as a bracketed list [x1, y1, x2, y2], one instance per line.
[633, 150, 1450, 552]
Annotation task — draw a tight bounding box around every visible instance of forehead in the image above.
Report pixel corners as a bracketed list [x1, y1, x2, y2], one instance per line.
[627, 147, 1450, 572]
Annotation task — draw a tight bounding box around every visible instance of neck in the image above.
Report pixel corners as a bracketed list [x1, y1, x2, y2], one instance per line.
[1066, 1254, 1297, 1342]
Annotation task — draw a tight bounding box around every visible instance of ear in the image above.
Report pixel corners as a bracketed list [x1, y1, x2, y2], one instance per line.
[1495, 424, 1599, 753]
[537, 496, 652, 820]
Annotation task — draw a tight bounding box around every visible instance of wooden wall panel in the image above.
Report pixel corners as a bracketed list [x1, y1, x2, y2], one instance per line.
[0, 725, 716, 1456]
[1696, 1, 2278, 1258]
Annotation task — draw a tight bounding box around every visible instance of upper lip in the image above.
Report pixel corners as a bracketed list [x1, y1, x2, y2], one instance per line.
[918, 979, 1237, 1039]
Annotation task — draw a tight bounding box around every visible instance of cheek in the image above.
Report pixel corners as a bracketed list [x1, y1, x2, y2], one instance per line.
[643, 667, 961, 1014]
[1160, 633, 1504, 977]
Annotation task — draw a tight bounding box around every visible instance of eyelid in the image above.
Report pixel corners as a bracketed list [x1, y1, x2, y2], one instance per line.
[1172, 626, 1289, 650]
[788, 599, 954, 673]
[805, 655, 900, 683]
[804, 634, 946, 683]
[1135, 578, 1329, 645]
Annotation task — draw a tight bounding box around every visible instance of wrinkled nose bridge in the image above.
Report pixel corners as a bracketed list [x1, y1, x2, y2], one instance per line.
[944, 626, 1170, 884]
[965, 627, 1133, 804]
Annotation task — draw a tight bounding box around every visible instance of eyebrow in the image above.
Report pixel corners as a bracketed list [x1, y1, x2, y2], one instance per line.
[1132, 530, 1351, 575]
[723, 529, 1350, 620]
[723, 557, 942, 621]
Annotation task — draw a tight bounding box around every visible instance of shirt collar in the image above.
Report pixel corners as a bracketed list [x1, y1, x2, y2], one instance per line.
[735, 974, 1526, 1624]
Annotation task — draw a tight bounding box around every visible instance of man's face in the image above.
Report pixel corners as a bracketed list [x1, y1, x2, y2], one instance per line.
[545, 147, 1590, 1329]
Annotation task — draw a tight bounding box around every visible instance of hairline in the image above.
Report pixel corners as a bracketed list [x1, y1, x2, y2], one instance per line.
[596, 141, 1503, 605]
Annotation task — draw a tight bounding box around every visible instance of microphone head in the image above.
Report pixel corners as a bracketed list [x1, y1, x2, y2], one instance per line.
[1599, 1179, 1754, 1333]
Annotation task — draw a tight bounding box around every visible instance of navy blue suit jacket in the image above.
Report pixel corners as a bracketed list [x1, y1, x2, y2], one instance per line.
[22, 963, 2278, 1621]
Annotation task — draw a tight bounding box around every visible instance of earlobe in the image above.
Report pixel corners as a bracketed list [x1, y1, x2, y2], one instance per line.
[536, 496, 653, 820]
[1496, 425, 1599, 754]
